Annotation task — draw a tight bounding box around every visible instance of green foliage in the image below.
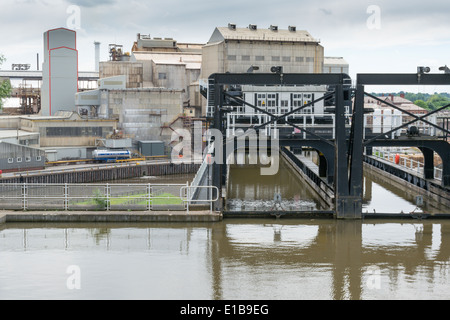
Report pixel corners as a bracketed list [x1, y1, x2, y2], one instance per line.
[414, 99, 427, 109]
[0, 54, 12, 109]
[426, 94, 450, 110]
[93, 189, 107, 209]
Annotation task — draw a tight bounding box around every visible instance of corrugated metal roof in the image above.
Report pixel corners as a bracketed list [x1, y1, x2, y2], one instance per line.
[211, 26, 319, 43]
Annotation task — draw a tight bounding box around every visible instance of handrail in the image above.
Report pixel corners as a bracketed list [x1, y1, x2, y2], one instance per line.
[0, 182, 219, 213]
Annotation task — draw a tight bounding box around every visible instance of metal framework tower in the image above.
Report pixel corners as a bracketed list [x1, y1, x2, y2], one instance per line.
[207, 72, 450, 219]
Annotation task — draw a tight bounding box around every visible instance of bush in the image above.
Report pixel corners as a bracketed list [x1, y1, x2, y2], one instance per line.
[93, 189, 107, 209]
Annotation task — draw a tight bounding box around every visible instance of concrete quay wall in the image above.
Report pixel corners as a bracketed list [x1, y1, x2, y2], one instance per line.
[0, 210, 222, 224]
[0, 162, 200, 184]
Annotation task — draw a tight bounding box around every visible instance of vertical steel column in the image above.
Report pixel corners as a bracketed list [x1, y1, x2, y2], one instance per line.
[418, 147, 435, 180]
[334, 85, 364, 219]
[349, 85, 364, 216]
[334, 85, 348, 218]
[212, 84, 224, 212]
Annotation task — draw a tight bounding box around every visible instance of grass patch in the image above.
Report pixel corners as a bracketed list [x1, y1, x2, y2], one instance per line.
[71, 192, 184, 207]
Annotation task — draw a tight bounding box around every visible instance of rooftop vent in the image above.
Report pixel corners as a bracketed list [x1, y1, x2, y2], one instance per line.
[249, 24, 257, 31]
[270, 25, 278, 31]
[228, 23, 236, 30]
[288, 25, 296, 32]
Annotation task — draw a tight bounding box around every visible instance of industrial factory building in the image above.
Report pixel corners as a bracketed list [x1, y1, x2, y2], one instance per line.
[0, 141, 45, 173]
[0, 23, 349, 172]
[0, 111, 117, 162]
[201, 23, 324, 78]
[323, 57, 349, 74]
[75, 75, 185, 145]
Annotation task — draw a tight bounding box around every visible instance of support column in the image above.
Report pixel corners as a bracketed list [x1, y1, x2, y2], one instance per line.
[419, 147, 434, 180]
[318, 152, 327, 178]
[212, 84, 224, 212]
[335, 85, 364, 219]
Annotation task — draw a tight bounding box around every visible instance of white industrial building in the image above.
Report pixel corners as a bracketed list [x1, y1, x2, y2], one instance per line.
[323, 57, 349, 74]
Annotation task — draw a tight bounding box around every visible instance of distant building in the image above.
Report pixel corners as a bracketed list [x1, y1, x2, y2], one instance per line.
[41, 28, 79, 116]
[323, 57, 349, 74]
[377, 94, 428, 123]
[363, 94, 431, 136]
[201, 23, 324, 79]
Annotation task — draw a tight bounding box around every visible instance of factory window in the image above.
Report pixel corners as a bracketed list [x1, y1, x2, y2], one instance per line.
[228, 55, 237, 61]
[8, 158, 13, 164]
[292, 94, 303, 107]
[282, 56, 291, 62]
[241, 55, 250, 61]
[255, 56, 265, 61]
[17, 157, 22, 163]
[25, 156, 31, 162]
[280, 100, 290, 113]
[267, 94, 277, 114]
[295, 57, 304, 62]
[272, 56, 280, 62]
[158, 73, 167, 80]
[267, 94, 277, 107]
[46, 127, 106, 137]
[256, 94, 266, 107]
[36, 156, 42, 162]
[306, 57, 314, 62]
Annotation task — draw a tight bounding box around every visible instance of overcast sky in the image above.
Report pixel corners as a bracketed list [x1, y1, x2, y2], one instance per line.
[1, 0, 450, 93]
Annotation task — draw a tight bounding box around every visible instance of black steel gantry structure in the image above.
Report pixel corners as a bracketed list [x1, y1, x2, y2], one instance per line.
[207, 72, 450, 219]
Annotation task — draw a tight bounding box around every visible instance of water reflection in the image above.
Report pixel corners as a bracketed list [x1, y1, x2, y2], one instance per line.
[1, 220, 450, 300]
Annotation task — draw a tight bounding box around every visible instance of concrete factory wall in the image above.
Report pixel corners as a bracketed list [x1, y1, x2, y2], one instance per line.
[99, 61, 143, 88]
[104, 88, 184, 145]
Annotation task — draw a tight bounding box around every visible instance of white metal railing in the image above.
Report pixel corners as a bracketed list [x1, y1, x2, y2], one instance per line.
[189, 144, 214, 201]
[181, 185, 219, 213]
[371, 148, 442, 181]
[363, 113, 439, 138]
[0, 183, 218, 213]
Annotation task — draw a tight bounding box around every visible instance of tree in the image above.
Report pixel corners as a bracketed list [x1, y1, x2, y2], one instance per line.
[414, 99, 428, 109]
[428, 94, 450, 110]
[0, 54, 12, 109]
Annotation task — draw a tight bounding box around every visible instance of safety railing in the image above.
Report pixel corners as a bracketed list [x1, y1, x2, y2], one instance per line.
[371, 148, 442, 181]
[0, 183, 219, 213]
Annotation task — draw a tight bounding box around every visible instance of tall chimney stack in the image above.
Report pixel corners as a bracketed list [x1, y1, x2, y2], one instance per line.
[94, 41, 100, 72]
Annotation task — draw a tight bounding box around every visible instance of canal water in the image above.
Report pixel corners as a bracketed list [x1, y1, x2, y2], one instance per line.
[1, 157, 449, 300]
[226, 155, 446, 214]
[0, 219, 449, 299]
